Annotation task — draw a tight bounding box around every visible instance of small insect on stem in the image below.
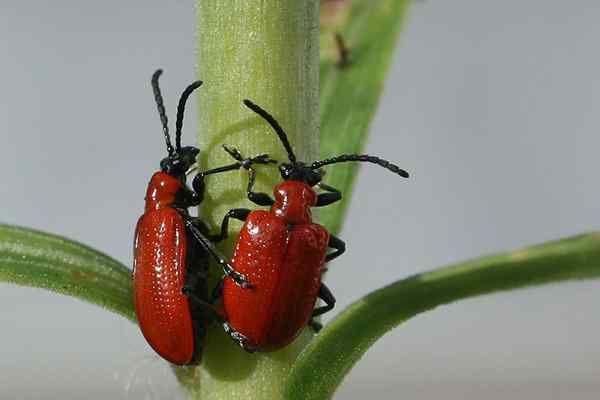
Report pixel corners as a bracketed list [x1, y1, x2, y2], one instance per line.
[334, 32, 351, 68]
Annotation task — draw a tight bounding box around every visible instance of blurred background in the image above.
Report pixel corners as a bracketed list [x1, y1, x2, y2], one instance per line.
[1, 1, 599, 399]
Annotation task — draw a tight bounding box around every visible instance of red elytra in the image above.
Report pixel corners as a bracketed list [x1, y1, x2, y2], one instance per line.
[134, 172, 197, 365]
[220, 100, 409, 352]
[223, 182, 329, 351]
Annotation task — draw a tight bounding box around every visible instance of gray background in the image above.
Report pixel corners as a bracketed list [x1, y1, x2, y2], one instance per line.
[1, 1, 599, 399]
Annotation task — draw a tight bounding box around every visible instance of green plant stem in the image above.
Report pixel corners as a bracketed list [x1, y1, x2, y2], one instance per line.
[285, 232, 600, 400]
[177, 1, 319, 399]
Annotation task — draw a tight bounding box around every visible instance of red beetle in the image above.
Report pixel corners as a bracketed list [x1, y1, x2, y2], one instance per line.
[217, 100, 409, 352]
[133, 70, 259, 365]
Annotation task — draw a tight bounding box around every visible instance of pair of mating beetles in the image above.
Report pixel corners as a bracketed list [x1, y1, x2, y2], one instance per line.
[133, 70, 409, 365]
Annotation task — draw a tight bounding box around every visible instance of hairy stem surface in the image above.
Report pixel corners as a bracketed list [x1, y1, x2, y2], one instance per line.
[177, 2, 320, 399]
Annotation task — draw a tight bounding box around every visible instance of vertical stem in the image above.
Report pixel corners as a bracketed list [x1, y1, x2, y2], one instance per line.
[175, 2, 319, 399]
[197, 1, 319, 228]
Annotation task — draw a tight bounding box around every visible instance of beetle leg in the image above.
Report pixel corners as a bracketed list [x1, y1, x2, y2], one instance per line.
[182, 286, 222, 322]
[315, 182, 342, 207]
[175, 185, 202, 208]
[246, 168, 275, 206]
[325, 234, 346, 262]
[308, 319, 323, 333]
[312, 283, 336, 318]
[221, 144, 278, 168]
[185, 219, 253, 289]
[210, 279, 224, 304]
[208, 208, 251, 242]
[183, 262, 208, 296]
[220, 145, 276, 206]
[191, 161, 245, 199]
[202, 162, 245, 176]
[223, 322, 256, 353]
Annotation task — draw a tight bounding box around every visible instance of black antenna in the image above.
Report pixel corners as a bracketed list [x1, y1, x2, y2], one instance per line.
[243, 99, 297, 163]
[311, 154, 409, 178]
[175, 80, 203, 152]
[151, 69, 174, 157]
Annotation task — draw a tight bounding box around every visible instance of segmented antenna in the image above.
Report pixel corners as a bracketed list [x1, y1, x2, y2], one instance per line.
[175, 80, 203, 152]
[243, 99, 297, 163]
[151, 69, 174, 157]
[311, 154, 409, 178]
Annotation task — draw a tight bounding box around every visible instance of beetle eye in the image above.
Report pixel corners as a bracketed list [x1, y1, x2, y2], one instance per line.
[305, 170, 321, 186]
[160, 158, 172, 173]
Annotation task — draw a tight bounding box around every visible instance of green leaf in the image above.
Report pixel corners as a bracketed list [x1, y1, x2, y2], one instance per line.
[284, 233, 600, 400]
[0, 224, 135, 321]
[319, 0, 411, 234]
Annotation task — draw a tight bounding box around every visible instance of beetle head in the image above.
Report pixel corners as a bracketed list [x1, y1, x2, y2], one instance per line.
[279, 162, 323, 186]
[160, 146, 200, 179]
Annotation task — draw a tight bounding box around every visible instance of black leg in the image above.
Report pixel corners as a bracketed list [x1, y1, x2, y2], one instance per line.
[315, 182, 342, 207]
[222, 321, 256, 353]
[208, 208, 251, 242]
[191, 172, 207, 198]
[191, 162, 246, 200]
[246, 168, 275, 206]
[182, 286, 223, 323]
[325, 234, 346, 262]
[312, 283, 336, 318]
[221, 144, 277, 169]
[308, 319, 323, 333]
[184, 218, 252, 288]
[220, 144, 277, 206]
[210, 279, 224, 304]
[202, 162, 244, 176]
[175, 186, 202, 208]
[183, 262, 208, 295]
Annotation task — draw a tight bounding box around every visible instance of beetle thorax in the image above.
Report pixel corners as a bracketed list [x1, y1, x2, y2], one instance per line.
[145, 171, 183, 212]
[271, 181, 317, 225]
